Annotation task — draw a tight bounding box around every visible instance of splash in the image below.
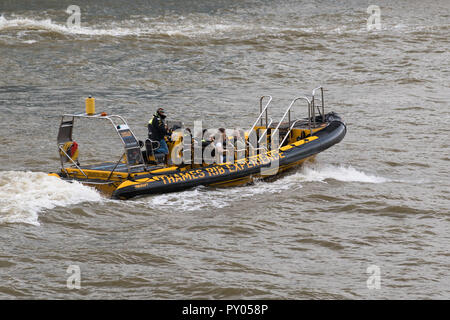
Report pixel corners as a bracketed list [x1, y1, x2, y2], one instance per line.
[136, 164, 387, 212]
[297, 163, 390, 183]
[137, 175, 295, 212]
[0, 15, 251, 38]
[0, 13, 444, 43]
[0, 14, 370, 41]
[143, 188, 229, 211]
[0, 171, 102, 226]
[0, 15, 136, 37]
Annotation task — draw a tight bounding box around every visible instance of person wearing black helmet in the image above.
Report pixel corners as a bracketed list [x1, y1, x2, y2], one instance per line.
[148, 107, 170, 157]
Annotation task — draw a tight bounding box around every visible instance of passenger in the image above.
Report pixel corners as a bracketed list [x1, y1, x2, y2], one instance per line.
[183, 128, 192, 145]
[148, 107, 170, 157]
[232, 129, 246, 160]
[183, 128, 193, 157]
[215, 128, 227, 163]
[201, 129, 213, 149]
[232, 129, 242, 144]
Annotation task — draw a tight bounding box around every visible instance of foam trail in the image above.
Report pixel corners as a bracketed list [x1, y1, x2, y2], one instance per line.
[0, 15, 244, 38]
[0, 15, 136, 36]
[0, 14, 441, 42]
[297, 163, 390, 183]
[0, 15, 352, 38]
[133, 164, 388, 212]
[0, 15, 367, 40]
[0, 171, 102, 226]
[137, 175, 296, 212]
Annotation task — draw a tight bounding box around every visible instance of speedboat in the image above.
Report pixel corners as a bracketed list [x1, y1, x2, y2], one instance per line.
[48, 87, 346, 199]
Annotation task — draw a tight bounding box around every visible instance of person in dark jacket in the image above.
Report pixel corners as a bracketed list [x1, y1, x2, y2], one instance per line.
[148, 108, 170, 155]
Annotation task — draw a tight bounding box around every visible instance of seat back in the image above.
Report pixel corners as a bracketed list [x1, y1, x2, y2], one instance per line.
[145, 139, 160, 156]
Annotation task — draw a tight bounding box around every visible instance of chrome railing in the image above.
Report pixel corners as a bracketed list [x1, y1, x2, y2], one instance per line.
[248, 95, 272, 135]
[311, 86, 325, 125]
[247, 87, 325, 153]
[271, 96, 312, 149]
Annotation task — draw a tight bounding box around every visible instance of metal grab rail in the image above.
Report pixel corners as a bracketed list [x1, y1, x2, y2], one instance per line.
[247, 117, 274, 155]
[248, 95, 272, 135]
[106, 152, 125, 181]
[58, 145, 88, 178]
[311, 86, 325, 124]
[257, 118, 274, 144]
[279, 118, 305, 147]
[246, 96, 272, 158]
[58, 113, 145, 176]
[246, 88, 325, 154]
[271, 96, 312, 150]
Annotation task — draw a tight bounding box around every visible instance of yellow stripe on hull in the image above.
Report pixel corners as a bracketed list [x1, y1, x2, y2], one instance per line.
[207, 155, 315, 188]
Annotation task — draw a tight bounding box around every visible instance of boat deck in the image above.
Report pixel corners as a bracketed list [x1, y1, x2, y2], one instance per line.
[77, 162, 161, 173]
[269, 119, 326, 130]
[79, 162, 129, 172]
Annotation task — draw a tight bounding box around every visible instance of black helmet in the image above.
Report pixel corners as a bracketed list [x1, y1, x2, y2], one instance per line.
[157, 108, 166, 119]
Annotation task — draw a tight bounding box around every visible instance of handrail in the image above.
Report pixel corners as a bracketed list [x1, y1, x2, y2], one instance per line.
[272, 97, 312, 150]
[62, 113, 127, 127]
[257, 118, 274, 144]
[59, 113, 145, 175]
[244, 88, 327, 155]
[248, 95, 272, 136]
[279, 118, 305, 147]
[106, 152, 125, 180]
[58, 145, 88, 178]
[311, 86, 325, 123]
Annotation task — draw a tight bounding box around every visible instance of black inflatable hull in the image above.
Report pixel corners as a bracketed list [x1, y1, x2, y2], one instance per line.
[112, 115, 346, 199]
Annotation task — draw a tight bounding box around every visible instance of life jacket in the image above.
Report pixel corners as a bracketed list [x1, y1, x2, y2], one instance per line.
[148, 114, 167, 141]
[60, 141, 79, 162]
[68, 141, 78, 157]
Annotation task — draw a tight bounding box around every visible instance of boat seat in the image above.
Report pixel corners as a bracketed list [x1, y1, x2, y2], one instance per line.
[154, 153, 165, 165]
[144, 139, 166, 165]
[270, 119, 311, 130]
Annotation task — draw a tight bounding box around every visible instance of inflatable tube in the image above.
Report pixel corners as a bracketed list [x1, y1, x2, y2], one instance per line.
[112, 114, 346, 199]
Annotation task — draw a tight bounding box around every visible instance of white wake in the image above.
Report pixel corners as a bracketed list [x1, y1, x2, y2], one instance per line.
[136, 163, 389, 211]
[0, 171, 102, 226]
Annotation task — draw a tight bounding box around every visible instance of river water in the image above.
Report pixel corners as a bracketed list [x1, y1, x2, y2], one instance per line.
[0, 0, 449, 299]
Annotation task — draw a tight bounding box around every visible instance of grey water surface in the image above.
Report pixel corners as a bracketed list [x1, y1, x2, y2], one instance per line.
[0, 0, 449, 299]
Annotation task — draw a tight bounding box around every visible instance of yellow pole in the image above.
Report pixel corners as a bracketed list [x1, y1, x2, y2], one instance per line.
[85, 96, 95, 115]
